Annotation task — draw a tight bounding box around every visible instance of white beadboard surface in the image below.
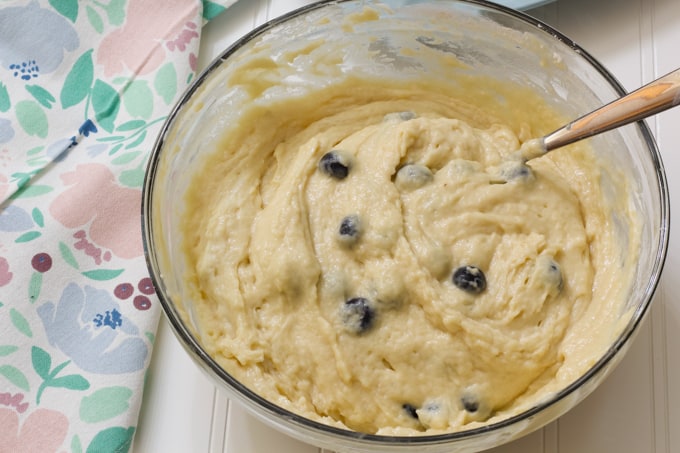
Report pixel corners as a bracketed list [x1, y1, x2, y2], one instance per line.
[133, 0, 680, 452]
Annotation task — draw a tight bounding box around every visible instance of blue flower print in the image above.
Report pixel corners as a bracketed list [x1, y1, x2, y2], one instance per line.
[45, 120, 98, 161]
[78, 119, 97, 137]
[9, 60, 39, 81]
[0, 118, 14, 143]
[86, 143, 108, 158]
[37, 283, 149, 374]
[0, 205, 33, 232]
[0, 2, 79, 78]
[92, 309, 123, 329]
[45, 137, 74, 160]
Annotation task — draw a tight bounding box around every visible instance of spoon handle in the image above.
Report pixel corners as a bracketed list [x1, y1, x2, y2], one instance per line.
[543, 68, 680, 152]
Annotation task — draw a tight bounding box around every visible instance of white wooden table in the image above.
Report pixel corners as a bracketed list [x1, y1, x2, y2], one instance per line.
[133, 0, 680, 451]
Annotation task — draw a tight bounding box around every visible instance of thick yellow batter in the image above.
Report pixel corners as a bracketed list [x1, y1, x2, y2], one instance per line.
[181, 77, 637, 435]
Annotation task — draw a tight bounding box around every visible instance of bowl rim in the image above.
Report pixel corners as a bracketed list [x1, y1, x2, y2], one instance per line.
[141, 0, 670, 446]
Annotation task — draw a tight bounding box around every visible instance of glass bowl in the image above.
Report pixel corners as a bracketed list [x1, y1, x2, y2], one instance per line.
[142, 1, 669, 451]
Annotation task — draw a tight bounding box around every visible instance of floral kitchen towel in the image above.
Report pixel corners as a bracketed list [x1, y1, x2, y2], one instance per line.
[0, 0, 236, 451]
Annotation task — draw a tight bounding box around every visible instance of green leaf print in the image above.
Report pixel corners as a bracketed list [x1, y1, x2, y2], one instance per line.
[59, 241, 80, 269]
[25, 85, 56, 109]
[11, 171, 33, 189]
[16, 100, 48, 138]
[13, 185, 53, 199]
[10, 309, 32, 338]
[108, 143, 123, 156]
[49, 0, 79, 22]
[203, 0, 226, 21]
[15, 231, 41, 243]
[49, 360, 70, 379]
[103, 116, 164, 150]
[92, 79, 120, 132]
[0, 82, 10, 112]
[97, 135, 125, 142]
[86, 5, 104, 33]
[112, 151, 141, 165]
[0, 345, 19, 356]
[82, 268, 125, 281]
[26, 146, 44, 156]
[50, 374, 90, 390]
[61, 50, 94, 109]
[104, 0, 126, 26]
[72, 435, 83, 453]
[32, 346, 52, 379]
[86, 427, 135, 453]
[28, 272, 43, 303]
[27, 158, 49, 168]
[119, 165, 145, 188]
[122, 80, 153, 119]
[80, 387, 133, 423]
[124, 130, 146, 149]
[0, 365, 30, 391]
[33, 347, 90, 404]
[116, 119, 145, 132]
[31, 208, 45, 227]
[154, 63, 177, 105]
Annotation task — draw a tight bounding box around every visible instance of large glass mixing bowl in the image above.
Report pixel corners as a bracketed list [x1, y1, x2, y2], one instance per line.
[142, 1, 669, 451]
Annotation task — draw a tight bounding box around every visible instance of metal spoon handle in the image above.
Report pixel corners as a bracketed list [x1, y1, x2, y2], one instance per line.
[543, 68, 680, 152]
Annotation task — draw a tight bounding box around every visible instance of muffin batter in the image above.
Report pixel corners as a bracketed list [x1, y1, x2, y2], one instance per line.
[181, 78, 638, 435]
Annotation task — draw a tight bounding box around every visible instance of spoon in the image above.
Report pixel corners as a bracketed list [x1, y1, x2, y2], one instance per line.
[519, 67, 680, 160]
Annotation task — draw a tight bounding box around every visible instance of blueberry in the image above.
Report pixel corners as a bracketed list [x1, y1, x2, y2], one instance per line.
[495, 159, 534, 183]
[460, 390, 491, 421]
[337, 215, 362, 245]
[340, 297, 375, 334]
[383, 111, 417, 122]
[537, 255, 563, 292]
[503, 164, 532, 180]
[417, 400, 448, 430]
[461, 394, 479, 413]
[339, 215, 360, 236]
[452, 265, 486, 294]
[547, 260, 563, 290]
[394, 164, 433, 191]
[423, 401, 440, 413]
[319, 150, 352, 179]
[402, 403, 419, 419]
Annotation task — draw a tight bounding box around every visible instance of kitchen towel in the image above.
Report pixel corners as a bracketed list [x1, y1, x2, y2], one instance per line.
[0, 1, 235, 451]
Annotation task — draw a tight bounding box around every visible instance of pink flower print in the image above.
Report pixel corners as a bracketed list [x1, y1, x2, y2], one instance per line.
[73, 229, 113, 265]
[49, 163, 142, 259]
[96, 0, 199, 77]
[0, 256, 13, 286]
[0, 407, 68, 453]
[166, 21, 199, 52]
[0, 393, 28, 413]
[189, 52, 198, 72]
